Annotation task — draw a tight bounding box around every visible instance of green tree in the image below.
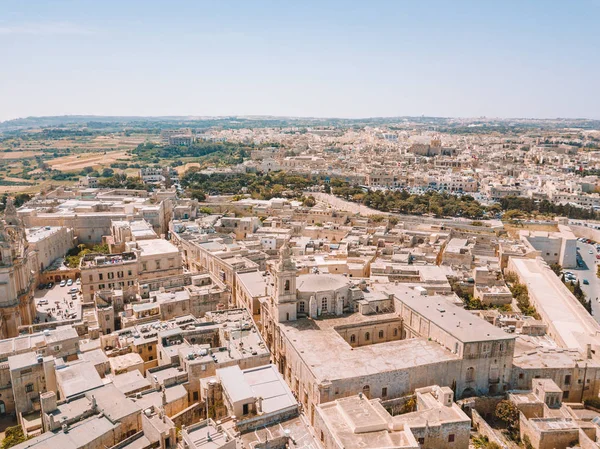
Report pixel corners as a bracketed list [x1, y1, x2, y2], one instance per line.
[549, 263, 562, 277]
[189, 189, 206, 201]
[495, 400, 519, 439]
[302, 195, 316, 207]
[1, 425, 29, 449]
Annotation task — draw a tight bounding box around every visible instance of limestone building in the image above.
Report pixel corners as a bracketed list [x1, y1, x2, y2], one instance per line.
[0, 199, 36, 339]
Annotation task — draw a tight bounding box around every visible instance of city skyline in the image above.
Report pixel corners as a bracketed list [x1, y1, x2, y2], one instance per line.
[1, 0, 599, 121]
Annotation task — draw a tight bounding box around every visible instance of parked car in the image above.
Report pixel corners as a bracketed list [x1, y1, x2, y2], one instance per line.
[584, 279, 590, 285]
[59, 280, 66, 287]
[67, 279, 73, 286]
[37, 283, 46, 290]
[46, 282, 54, 289]
[68, 287, 78, 294]
[38, 299, 48, 305]
[76, 278, 81, 285]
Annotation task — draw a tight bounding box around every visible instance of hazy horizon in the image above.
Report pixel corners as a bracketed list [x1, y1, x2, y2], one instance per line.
[1, 0, 599, 122]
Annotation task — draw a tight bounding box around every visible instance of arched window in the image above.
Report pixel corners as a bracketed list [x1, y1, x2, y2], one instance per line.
[284, 280, 290, 292]
[365, 332, 370, 341]
[350, 334, 356, 343]
[362, 385, 370, 398]
[466, 367, 475, 382]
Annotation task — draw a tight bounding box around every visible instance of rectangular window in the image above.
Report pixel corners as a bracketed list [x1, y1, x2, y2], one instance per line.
[382, 387, 388, 397]
[25, 384, 34, 393]
[108, 272, 114, 279]
[156, 261, 161, 270]
[99, 273, 103, 280]
[563, 390, 570, 400]
[89, 275, 93, 282]
[448, 434, 455, 443]
[128, 270, 132, 276]
[565, 375, 571, 385]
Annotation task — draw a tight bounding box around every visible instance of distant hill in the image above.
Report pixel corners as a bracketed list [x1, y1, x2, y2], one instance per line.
[1, 115, 598, 133]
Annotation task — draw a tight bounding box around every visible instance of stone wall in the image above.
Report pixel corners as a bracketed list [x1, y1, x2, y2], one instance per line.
[171, 402, 203, 428]
[471, 409, 508, 449]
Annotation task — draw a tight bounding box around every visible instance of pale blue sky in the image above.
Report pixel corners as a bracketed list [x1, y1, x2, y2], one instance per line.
[1, 0, 599, 121]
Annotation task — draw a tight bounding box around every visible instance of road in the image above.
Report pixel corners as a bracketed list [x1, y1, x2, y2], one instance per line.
[571, 241, 600, 322]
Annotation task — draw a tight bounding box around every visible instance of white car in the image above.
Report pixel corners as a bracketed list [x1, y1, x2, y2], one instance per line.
[76, 278, 81, 285]
[67, 279, 73, 286]
[59, 280, 67, 287]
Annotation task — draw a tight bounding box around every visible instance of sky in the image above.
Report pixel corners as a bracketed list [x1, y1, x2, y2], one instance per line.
[1, 0, 599, 121]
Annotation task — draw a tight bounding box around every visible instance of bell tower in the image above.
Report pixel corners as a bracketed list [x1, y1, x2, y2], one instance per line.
[273, 241, 297, 322]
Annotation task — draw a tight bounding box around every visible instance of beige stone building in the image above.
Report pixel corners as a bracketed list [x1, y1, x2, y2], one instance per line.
[0, 200, 36, 339]
[258, 245, 515, 425]
[315, 385, 471, 449]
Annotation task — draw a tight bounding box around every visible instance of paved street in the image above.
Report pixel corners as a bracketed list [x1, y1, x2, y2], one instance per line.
[570, 241, 600, 322]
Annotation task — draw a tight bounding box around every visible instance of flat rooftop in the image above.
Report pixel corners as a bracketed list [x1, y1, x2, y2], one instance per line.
[26, 226, 63, 243]
[56, 360, 105, 399]
[236, 270, 268, 298]
[383, 284, 513, 343]
[13, 415, 118, 449]
[279, 313, 459, 383]
[136, 238, 179, 256]
[318, 397, 417, 449]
